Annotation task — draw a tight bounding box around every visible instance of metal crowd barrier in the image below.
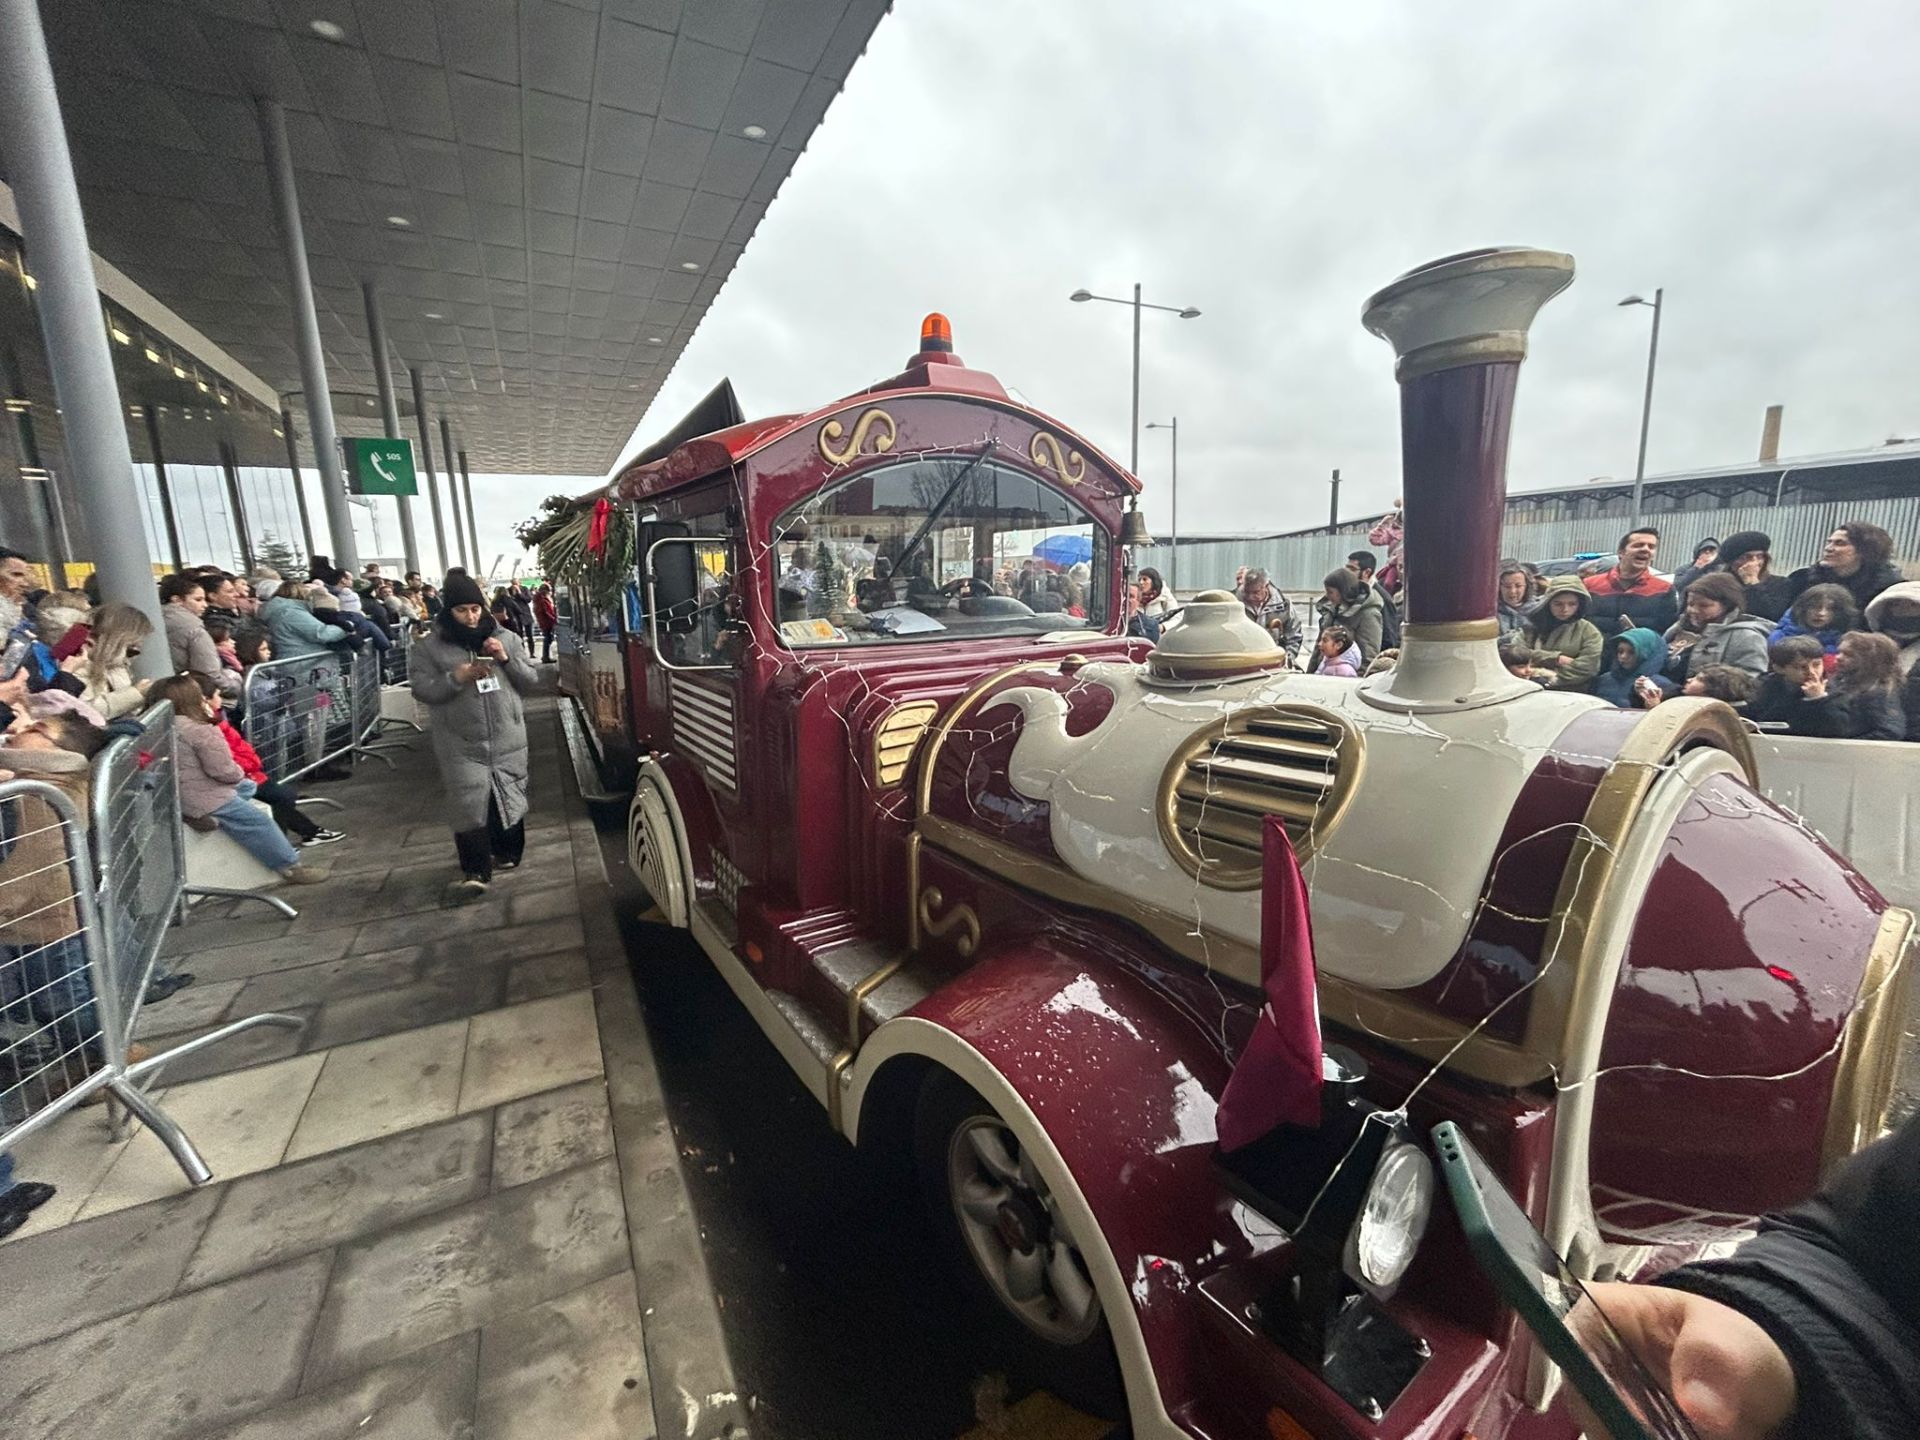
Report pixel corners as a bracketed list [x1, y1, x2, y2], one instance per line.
[241, 650, 362, 785]
[241, 628, 423, 788]
[1, 762, 302, 1185]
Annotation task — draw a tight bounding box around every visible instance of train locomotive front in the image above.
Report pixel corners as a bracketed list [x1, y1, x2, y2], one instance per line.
[616, 247, 1914, 1440]
[872, 248, 1911, 1438]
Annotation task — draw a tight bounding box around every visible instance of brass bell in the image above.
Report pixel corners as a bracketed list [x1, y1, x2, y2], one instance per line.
[1118, 502, 1152, 548]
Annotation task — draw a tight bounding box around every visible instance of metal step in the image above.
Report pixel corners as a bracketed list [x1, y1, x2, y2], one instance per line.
[810, 939, 895, 997]
[767, 989, 844, 1069]
[860, 963, 938, 1028]
[558, 696, 622, 804]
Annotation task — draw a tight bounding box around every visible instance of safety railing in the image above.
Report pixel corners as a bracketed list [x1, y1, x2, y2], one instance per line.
[92, 703, 297, 1020]
[241, 628, 424, 787]
[2, 765, 302, 1186]
[241, 649, 362, 785]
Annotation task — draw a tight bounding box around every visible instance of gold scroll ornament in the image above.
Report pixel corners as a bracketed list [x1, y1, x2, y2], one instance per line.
[1029, 432, 1086, 486]
[819, 408, 897, 464]
[917, 886, 980, 957]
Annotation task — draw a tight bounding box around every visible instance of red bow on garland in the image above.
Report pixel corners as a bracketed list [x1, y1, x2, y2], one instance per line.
[587, 498, 612, 557]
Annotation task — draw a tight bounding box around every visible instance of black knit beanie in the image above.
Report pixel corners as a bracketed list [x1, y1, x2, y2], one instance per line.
[442, 572, 487, 609]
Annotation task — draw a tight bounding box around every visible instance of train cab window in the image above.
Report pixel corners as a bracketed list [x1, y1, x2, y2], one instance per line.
[771, 454, 1110, 648]
[647, 516, 742, 670]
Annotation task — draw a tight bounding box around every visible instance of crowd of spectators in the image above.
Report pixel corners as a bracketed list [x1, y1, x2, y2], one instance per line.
[1490, 521, 1918, 740]
[1137, 516, 1918, 744]
[0, 547, 559, 1234]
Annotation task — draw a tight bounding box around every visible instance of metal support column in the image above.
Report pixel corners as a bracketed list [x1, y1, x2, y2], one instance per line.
[362, 282, 419, 574]
[0, 0, 169, 676]
[458, 445, 482, 582]
[217, 439, 255, 572]
[439, 414, 464, 570]
[257, 97, 358, 574]
[142, 405, 185, 571]
[411, 368, 449, 575]
[279, 405, 317, 561]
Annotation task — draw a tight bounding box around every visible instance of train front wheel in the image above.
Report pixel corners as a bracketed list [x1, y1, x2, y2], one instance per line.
[912, 1070, 1125, 1419]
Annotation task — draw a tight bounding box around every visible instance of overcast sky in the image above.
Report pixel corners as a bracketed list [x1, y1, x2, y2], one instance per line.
[456, 0, 1920, 575]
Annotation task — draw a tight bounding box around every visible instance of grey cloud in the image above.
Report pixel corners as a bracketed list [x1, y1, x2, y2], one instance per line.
[512, 0, 1912, 549]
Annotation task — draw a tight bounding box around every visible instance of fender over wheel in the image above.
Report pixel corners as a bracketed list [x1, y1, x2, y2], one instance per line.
[913, 1069, 1124, 1418]
[628, 768, 689, 927]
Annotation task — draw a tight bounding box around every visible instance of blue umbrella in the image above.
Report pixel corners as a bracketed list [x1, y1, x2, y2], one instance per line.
[1031, 533, 1093, 570]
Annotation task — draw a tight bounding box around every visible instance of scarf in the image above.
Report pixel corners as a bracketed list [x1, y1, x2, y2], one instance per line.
[436, 608, 497, 654]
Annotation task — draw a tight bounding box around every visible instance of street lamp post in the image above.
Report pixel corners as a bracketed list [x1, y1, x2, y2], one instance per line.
[1068, 285, 1200, 478]
[1619, 288, 1664, 527]
[1145, 418, 1178, 591]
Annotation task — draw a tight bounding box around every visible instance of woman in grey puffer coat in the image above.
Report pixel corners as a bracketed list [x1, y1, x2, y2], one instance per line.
[409, 571, 540, 901]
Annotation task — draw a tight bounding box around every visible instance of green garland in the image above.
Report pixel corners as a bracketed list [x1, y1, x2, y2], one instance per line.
[522, 496, 636, 611]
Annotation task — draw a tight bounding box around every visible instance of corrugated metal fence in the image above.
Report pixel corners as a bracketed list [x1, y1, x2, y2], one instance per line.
[1168, 497, 1920, 594]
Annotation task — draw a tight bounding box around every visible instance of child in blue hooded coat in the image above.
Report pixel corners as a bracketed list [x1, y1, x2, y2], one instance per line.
[1767, 583, 1858, 676]
[1593, 627, 1676, 707]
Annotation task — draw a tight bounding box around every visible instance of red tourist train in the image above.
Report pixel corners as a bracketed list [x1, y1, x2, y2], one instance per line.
[551, 248, 1915, 1439]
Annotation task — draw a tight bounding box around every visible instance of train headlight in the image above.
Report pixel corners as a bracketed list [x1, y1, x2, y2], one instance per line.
[1344, 1134, 1434, 1297]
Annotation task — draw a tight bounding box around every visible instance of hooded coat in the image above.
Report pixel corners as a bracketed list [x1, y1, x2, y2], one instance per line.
[1317, 583, 1386, 665]
[1865, 581, 1920, 740]
[1592, 627, 1674, 707]
[1664, 610, 1773, 680]
[1503, 576, 1604, 690]
[408, 609, 539, 832]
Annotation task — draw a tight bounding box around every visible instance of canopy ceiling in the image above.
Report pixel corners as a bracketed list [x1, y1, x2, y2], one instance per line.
[9, 0, 890, 474]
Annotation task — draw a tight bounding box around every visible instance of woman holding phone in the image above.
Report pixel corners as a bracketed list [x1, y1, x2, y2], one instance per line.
[409, 571, 540, 902]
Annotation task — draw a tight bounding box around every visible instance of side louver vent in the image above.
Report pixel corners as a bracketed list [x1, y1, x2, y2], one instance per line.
[874, 701, 939, 787]
[1157, 704, 1362, 891]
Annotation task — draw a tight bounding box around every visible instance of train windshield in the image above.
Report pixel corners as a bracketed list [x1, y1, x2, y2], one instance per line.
[771, 454, 1111, 648]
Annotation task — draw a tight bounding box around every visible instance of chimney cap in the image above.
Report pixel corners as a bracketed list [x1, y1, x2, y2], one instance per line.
[1363, 247, 1574, 382]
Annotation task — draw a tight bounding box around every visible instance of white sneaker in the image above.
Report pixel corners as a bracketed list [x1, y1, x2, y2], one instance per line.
[302, 828, 346, 847]
[446, 876, 490, 905]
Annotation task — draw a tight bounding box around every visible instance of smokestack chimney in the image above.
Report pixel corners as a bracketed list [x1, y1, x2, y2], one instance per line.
[1759, 404, 1783, 463]
[1360, 247, 1575, 711]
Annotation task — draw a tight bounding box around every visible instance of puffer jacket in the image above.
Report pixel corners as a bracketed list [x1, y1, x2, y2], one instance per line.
[0, 746, 93, 944]
[1502, 576, 1604, 690]
[260, 595, 350, 661]
[173, 716, 248, 819]
[1665, 612, 1772, 679]
[409, 623, 539, 832]
[1592, 627, 1674, 707]
[1311, 641, 1363, 679]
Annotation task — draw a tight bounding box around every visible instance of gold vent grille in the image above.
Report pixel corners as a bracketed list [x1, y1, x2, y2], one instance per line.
[874, 701, 940, 787]
[1156, 704, 1363, 891]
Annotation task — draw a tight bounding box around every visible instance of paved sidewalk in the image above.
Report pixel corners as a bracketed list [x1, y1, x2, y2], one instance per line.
[0, 691, 746, 1440]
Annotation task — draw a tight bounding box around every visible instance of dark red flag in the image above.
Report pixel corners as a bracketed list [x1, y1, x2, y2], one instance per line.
[1215, 816, 1324, 1151]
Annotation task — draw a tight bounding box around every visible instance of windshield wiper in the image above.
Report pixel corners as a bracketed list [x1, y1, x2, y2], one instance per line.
[891, 443, 994, 582]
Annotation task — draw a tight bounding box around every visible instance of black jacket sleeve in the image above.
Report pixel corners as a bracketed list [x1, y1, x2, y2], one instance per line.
[1657, 1116, 1920, 1440]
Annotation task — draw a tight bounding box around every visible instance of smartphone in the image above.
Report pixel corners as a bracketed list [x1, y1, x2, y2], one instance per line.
[1431, 1122, 1701, 1440]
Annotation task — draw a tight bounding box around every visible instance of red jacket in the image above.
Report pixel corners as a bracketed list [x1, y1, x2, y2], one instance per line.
[534, 593, 558, 629]
[216, 714, 268, 785]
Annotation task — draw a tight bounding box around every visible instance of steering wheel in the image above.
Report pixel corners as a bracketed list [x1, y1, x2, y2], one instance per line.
[940, 577, 991, 598]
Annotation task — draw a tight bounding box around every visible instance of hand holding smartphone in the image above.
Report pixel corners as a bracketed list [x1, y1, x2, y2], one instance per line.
[1432, 1122, 1701, 1440]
